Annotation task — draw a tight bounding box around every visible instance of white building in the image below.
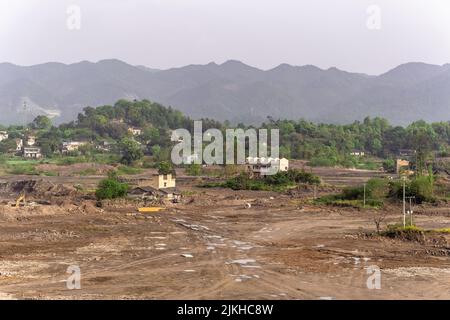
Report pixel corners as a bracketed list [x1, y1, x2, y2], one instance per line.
[246, 157, 289, 176]
[15, 139, 23, 152]
[128, 127, 142, 136]
[62, 141, 88, 153]
[26, 135, 36, 146]
[23, 147, 42, 159]
[0, 131, 8, 142]
[350, 150, 365, 157]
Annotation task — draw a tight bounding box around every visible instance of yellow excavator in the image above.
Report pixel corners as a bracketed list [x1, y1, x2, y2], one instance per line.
[13, 192, 26, 207]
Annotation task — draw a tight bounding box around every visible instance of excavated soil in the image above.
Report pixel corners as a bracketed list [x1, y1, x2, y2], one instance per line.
[0, 169, 449, 300]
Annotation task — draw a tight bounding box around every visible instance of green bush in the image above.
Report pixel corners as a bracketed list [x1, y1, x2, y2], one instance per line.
[382, 159, 396, 172]
[389, 176, 435, 203]
[410, 176, 434, 203]
[366, 178, 390, 199]
[95, 172, 129, 200]
[185, 164, 202, 176]
[341, 178, 389, 201]
[382, 224, 424, 241]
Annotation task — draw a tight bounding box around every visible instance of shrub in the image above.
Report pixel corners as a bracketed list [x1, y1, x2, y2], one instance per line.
[342, 178, 389, 201]
[95, 171, 128, 200]
[157, 161, 173, 175]
[382, 224, 425, 241]
[389, 176, 435, 203]
[410, 176, 434, 203]
[342, 186, 364, 200]
[286, 169, 321, 185]
[366, 178, 390, 199]
[185, 163, 202, 176]
[382, 159, 396, 172]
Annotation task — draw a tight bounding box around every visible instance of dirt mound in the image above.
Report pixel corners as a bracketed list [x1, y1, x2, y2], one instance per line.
[79, 202, 103, 214]
[0, 179, 77, 197]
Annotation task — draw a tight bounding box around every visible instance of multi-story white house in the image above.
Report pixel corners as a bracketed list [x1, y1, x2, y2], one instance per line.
[23, 147, 42, 159]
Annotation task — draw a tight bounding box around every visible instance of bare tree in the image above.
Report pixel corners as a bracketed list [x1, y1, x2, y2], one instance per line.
[373, 210, 388, 234]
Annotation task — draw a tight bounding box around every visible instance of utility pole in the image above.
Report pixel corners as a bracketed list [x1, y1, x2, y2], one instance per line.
[363, 183, 366, 208]
[23, 101, 27, 128]
[402, 178, 406, 227]
[406, 196, 415, 226]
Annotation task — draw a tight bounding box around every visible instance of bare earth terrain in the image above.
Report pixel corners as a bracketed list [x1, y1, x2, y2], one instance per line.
[0, 166, 450, 300]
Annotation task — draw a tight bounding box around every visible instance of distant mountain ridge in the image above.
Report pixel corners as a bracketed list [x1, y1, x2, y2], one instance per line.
[0, 59, 449, 125]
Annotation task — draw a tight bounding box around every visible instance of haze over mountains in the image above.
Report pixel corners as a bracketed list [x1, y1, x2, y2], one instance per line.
[0, 59, 449, 125]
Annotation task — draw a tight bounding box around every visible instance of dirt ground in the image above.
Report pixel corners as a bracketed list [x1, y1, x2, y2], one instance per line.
[0, 167, 450, 300]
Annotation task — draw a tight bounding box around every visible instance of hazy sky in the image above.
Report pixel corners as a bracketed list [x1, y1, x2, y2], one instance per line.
[1, 0, 449, 74]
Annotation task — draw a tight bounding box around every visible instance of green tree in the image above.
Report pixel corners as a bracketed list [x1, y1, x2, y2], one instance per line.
[30, 115, 52, 130]
[0, 139, 17, 153]
[157, 161, 173, 175]
[118, 138, 143, 165]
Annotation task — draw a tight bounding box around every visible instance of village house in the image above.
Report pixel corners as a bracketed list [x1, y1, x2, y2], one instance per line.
[0, 131, 8, 142]
[15, 138, 23, 152]
[128, 186, 182, 203]
[95, 140, 116, 152]
[398, 149, 416, 158]
[396, 159, 414, 176]
[128, 127, 142, 136]
[26, 135, 36, 146]
[146, 173, 176, 189]
[127, 173, 181, 202]
[62, 141, 88, 153]
[246, 157, 289, 177]
[23, 147, 42, 159]
[350, 150, 365, 157]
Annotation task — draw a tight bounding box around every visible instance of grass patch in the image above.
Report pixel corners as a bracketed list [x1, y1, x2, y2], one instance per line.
[381, 224, 425, 241]
[117, 165, 143, 175]
[314, 194, 384, 209]
[55, 156, 87, 166]
[433, 228, 450, 234]
[6, 163, 39, 175]
[40, 171, 58, 176]
[74, 168, 98, 176]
